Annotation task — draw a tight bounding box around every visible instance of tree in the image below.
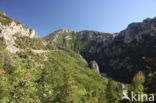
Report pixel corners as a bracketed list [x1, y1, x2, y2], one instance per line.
[131, 71, 145, 93]
[105, 79, 122, 103]
[143, 57, 156, 93]
[56, 71, 84, 103]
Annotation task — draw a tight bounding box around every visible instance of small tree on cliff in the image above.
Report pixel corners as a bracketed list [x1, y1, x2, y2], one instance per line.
[131, 71, 145, 93]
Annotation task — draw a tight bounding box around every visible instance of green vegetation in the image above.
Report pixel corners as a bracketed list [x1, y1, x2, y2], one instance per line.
[143, 58, 156, 94]
[0, 40, 122, 103]
[131, 71, 145, 93]
[1, 11, 156, 103]
[14, 36, 47, 50]
[4, 11, 156, 103]
[105, 79, 122, 103]
[0, 11, 13, 25]
[151, 24, 156, 34]
[0, 11, 20, 25]
[121, 58, 156, 103]
[44, 30, 110, 53]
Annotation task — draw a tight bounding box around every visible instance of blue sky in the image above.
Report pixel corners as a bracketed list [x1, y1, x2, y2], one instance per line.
[0, 0, 156, 37]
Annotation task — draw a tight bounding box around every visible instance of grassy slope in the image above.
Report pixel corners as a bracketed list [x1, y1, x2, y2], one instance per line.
[0, 42, 113, 102]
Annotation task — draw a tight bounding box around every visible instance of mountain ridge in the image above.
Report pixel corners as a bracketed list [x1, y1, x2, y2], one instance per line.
[45, 17, 156, 83]
[81, 17, 156, 82]
[44, 29, 111, 53]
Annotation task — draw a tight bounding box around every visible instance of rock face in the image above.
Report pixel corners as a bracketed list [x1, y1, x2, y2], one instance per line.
[89, 60, 100, 73]
[0, 21, 38, 53]
[81, 17, 156, 82]
[0, 22, 37, 38]
[45, 29, 75, 45]
[0, 11, 40, 53]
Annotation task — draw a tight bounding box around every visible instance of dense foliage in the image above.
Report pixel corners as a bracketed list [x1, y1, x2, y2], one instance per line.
[14, 36, 47, 50]
[0, 41, 122, 103]
[121, 58, 156, 103]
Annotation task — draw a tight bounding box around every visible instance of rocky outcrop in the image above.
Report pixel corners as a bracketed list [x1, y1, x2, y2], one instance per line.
[45, 29, 76, 45]
[89, 60, 100, 73]
[57, 29, 74, 33]
[0, 21, 38, 53]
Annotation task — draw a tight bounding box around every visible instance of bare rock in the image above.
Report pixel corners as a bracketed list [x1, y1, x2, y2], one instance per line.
[89, 60, 100, 73]
[0, 21, 39, 53]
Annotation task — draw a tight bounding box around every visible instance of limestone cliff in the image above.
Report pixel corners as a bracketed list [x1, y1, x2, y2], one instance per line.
[81, 17, 156, 82]
[0, 12, 42, 53]
[0, 21, 39, 53]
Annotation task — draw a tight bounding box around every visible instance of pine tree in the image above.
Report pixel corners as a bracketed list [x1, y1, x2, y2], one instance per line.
[105, 79, 122, 103]
[143, 57, 156, 93]
[58, 71, 81, 103]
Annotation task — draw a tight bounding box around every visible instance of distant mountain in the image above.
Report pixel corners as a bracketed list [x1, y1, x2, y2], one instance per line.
[44, 29, 111, 53]
[45, 17, 156, 83]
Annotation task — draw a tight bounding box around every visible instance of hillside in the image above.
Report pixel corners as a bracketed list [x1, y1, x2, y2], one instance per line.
[44, 29, 111, 53]
[43, 16, 156, 102]
[0, 11, 123, 103]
